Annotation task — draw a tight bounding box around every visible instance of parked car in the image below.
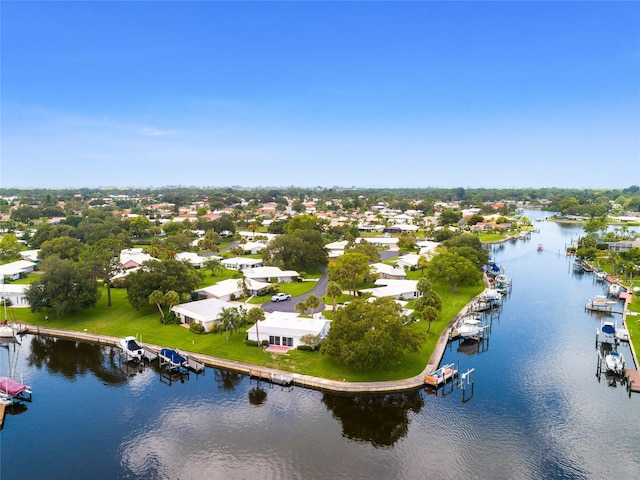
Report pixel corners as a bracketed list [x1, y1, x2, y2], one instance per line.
[271, 293, 292, 302]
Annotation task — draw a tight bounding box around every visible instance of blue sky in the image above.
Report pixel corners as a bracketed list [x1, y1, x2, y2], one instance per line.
[2, 1, 639, 189]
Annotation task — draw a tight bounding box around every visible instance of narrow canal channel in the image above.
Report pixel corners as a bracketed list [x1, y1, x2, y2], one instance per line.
[1, 212, 639, 479]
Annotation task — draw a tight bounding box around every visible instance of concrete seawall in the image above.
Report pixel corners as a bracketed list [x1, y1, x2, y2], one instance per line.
[23, 282, 490, 394]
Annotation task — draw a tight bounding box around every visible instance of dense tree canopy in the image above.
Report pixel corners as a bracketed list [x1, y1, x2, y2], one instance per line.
[124, 259, 201, 310]
[321, 297, 425, 370]
[327, 252, 371, 297]
[25, 256, 100, 318]
[261, 231, 328, 271]
[427, 252, 482, 293]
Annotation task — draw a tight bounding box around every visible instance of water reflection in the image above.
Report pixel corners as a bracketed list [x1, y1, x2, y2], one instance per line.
[214, 369, 244, 391]
[248, 385, 268, 405]
[27, 336, 127, 386]
[322, 390, 424, 447]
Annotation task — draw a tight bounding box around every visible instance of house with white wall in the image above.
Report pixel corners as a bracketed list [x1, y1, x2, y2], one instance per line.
[246, 311, 331, 349]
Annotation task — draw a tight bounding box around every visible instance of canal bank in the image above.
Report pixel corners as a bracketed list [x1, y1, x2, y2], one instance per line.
[20, 281, 492, 394]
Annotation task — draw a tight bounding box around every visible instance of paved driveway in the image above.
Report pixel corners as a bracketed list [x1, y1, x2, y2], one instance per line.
[262, 268, 328, 313]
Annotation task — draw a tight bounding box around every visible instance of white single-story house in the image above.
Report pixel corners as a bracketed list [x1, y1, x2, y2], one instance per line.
[416, 240, 439, 257]
[393, 253, 423, 270]
[120, 248, 156, 269]
[171, 297, 251, 332]
[370, 262, 407, 280]
[0, 260, 36, 281]
[246, 311, 331, 349]
[360, 236, 399, 247]
[243, 266, 299, 283]
[196, 278, 271, 302]
[325, 240, 348, 258]
[0, 283, 30, 307]
[241, 241, 267, 255]
[222, 257, 263, 271]
[359, 279, 421, 300]
[175, 251, 208, 268]
[19, 249, 40, 263]
[237, 231, 279, 243]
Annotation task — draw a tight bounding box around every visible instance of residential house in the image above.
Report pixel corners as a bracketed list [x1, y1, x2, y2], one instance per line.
[120, 248, 156, 269]
[171, 297, 252, 332]
[175, 252, 209, 268]
[246, 311, 331, 349]
[243, 266, 299, 283]
[196, 278, 270, 302]
[393, 253, 423, 270]
[370, 262, 407, 280]
[359, 279, 421, 300]
[222, 257, 263, 271]
[0, 260, 36, 281]
[0, 283, 30, 308]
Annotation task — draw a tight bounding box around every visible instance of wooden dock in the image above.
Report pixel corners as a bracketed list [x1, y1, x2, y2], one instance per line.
[250, 369, 293, 386]
[186, 356, 205, 374]
[625, 369, 640, 393]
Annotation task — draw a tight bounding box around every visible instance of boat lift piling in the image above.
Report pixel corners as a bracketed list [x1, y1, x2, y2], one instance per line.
[458, 368, 475, 403]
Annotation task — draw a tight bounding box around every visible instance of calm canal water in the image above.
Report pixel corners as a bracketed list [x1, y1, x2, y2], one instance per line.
[1, 212, 639, 480]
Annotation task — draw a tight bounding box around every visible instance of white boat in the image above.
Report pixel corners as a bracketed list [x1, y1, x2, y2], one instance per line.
[585, 295, 617, 312]
[594, 271, 607, 282]
[600, 321, 616, 343]
[0, 322, 16, 339]
[604, 350, 624, 375]
[608, 283, 620, 298]
[455, 314, 487, 339]
[119, 336, 145, 361]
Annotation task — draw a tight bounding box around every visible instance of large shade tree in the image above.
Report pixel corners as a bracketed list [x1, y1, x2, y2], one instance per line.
[25, 256, 101, 318]
[327, 252, 371, 297]
[321, 297, 425, 370]
[124, 259, 201, 310]
[426, 252, 482, 293]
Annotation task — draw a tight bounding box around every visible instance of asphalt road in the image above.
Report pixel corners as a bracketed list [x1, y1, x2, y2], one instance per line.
[262, 268, 328, 313]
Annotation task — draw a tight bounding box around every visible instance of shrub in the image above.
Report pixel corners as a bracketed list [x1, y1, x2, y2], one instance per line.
[244, 339, 259, 347]
[261, 339, 269, 348]
[297, 345, 315, 352]
[189, 322, 205, 334]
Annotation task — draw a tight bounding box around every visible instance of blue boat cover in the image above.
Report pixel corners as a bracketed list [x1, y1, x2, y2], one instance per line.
[602, 325, 615, 335]
[160, 348, 186, 365]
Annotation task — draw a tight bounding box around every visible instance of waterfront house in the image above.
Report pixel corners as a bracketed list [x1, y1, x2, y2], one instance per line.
[359, 279, 421, 300]
[246, 311, 331, 349]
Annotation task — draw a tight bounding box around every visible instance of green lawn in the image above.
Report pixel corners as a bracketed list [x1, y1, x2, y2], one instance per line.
[12, 277, 483, 382]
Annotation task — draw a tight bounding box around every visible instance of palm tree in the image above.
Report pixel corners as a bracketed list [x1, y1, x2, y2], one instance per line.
[216, 307, 238, 341]
[237, 275, 250, 300]
[148, 290, 166, 321]
[206, 258, 224, 280]
[247, 307, 266, 345]
[325, 281, 343, 313]
[305, 294, 321, 315]
[294, 302, 307, 315]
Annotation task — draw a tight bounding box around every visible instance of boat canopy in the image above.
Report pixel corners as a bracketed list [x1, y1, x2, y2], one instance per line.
[160, 348, 186, 365]
[0, 376, 29, 397]
[602, 324, 615, 335]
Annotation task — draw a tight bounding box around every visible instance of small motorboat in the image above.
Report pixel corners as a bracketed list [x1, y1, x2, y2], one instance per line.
[604, 351, 624, 375]
[600, 321, 616, 343]
[586, 295, 617, 312]
[0, 321, 16, 339]
[120, 336, 145, 361]
[159, 348, 187, 370]
[608, 283, 621, 298]
[455, 314, 486, 339]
